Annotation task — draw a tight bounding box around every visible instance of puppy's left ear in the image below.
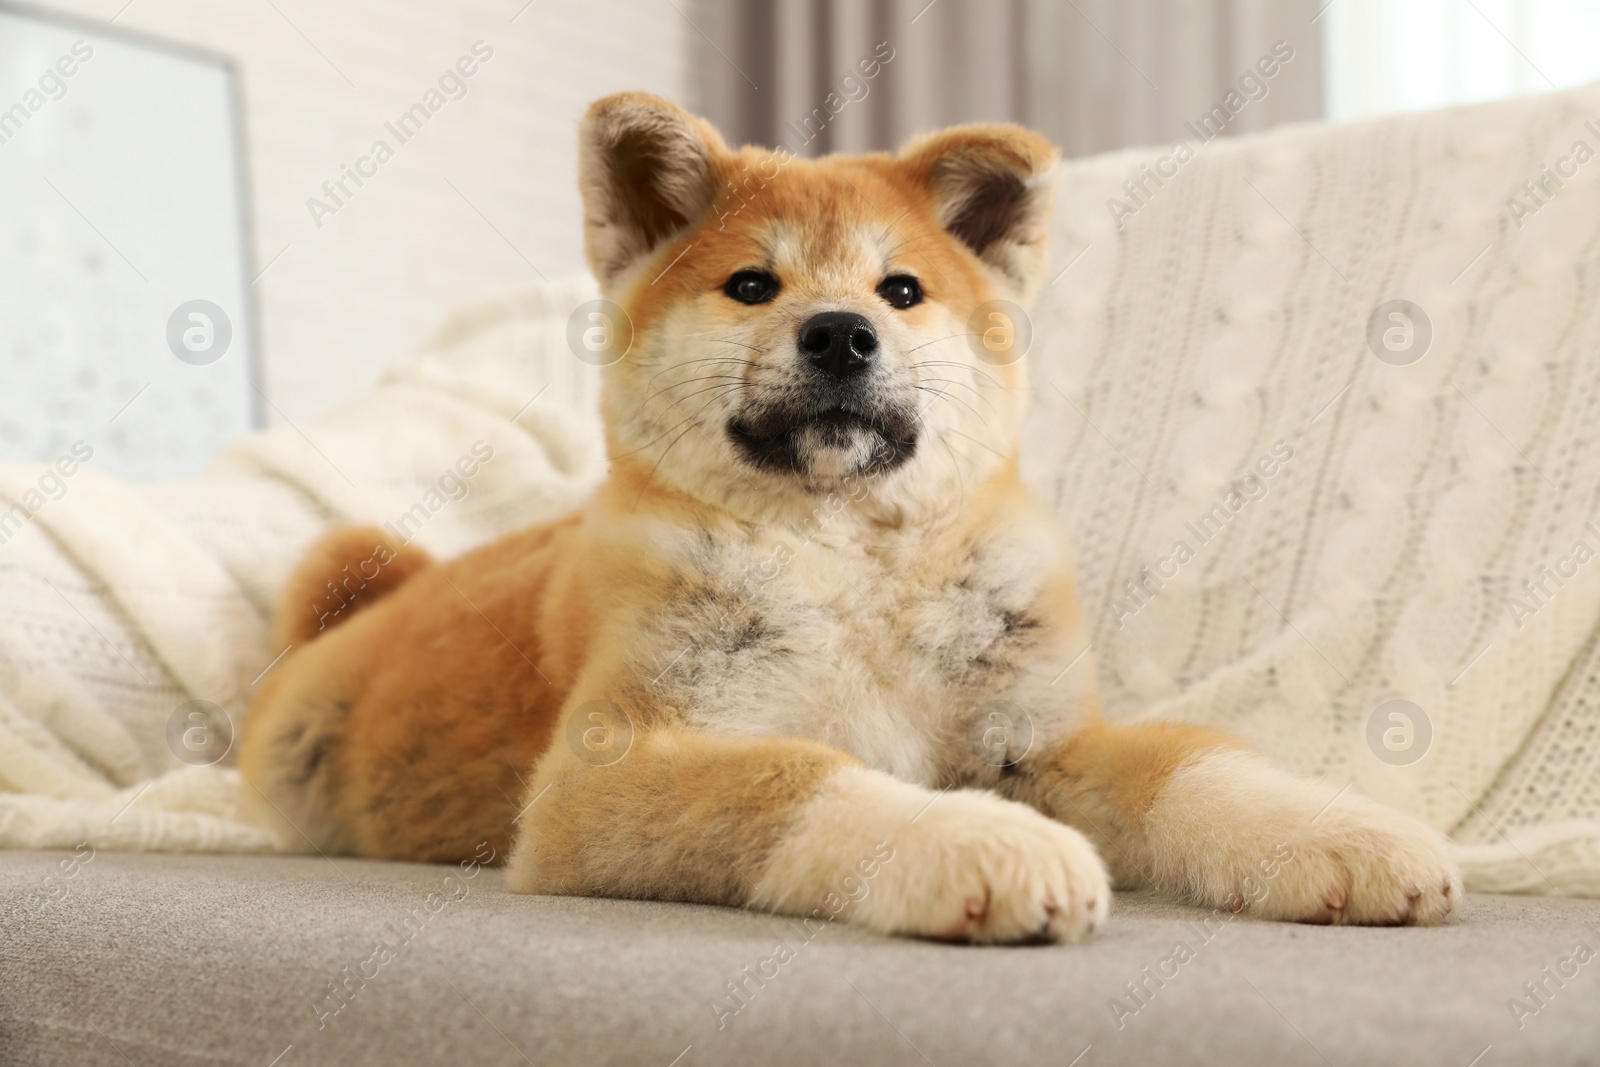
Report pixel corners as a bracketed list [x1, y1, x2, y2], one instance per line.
[897, 125, 1058, 298]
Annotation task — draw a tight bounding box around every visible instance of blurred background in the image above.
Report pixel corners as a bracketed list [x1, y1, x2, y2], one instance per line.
[4, 0, 1599, 477]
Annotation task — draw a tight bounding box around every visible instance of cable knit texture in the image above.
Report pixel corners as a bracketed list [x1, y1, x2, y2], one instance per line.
[1026, 82, 1600, 895]
[2, 86, 1599, 896]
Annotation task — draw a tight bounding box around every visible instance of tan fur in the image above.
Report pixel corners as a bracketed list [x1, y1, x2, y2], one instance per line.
[270, 526, 431, 647]
[240, 92, 1460, 941]
[507, 731, 851, 905]
[1004, 721, 1245, 885]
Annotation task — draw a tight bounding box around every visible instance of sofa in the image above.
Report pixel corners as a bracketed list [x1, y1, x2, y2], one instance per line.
[5, 80, 1600, 1066]
[3, 852, 1597, 1066]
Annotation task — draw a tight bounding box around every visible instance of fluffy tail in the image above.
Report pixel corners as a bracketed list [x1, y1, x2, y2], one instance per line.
[272, 525, 434, 648]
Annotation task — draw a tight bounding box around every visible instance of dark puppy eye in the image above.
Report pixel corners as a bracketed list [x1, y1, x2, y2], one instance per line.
[877, 275, 922, 309]
[725, 270, 780, 305]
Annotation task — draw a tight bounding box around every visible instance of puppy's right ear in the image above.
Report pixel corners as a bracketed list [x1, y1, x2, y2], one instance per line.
[579, 92, 725, 288]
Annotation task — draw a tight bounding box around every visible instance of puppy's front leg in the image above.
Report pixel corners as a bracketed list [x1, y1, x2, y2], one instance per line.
[507, 728, 1109, 943]
[1003, 721, 1461, 925]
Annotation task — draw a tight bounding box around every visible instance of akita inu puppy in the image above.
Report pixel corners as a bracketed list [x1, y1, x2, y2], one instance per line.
[240, 92, 1460, 943]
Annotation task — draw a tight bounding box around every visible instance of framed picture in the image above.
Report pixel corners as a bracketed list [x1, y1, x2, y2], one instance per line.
[0, 1, 259, 480]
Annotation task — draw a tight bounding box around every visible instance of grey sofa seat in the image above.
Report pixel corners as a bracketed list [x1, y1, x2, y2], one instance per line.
[3, 851, 1597, 1066]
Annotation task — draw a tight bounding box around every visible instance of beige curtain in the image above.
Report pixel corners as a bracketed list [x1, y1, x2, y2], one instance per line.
[687, 0, 1324, 157]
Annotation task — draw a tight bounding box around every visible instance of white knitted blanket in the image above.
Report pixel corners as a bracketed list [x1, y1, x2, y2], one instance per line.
[0, 283, 605, 854]
[1027, 81, 1600, 895]
[2, 84, 1599, 896]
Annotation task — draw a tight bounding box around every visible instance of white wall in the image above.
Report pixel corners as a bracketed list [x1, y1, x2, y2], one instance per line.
[37, 0, 686, 424]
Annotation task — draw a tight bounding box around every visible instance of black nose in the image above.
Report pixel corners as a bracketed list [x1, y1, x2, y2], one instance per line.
[798, 311, 877, 379]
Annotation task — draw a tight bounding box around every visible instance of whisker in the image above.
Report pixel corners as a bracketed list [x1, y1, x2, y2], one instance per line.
[937, 433, 968, 503]
[609, 411, 703, 460]
[655, 381, 747, 422]
[911, 359, 1007, 391]
[643, 356, 754, 392]
[915, 384, 990, 426]
[944, 425, 1008, 458]
[906, 334, 965, 354]
[631, 421, 700, 510]
[642, 367, 754, 409]
[650, 374, 752, 396]
[610, 383, 747, 461]
[631, 377, 760, 503]
[659, 380, 751, 405]
[918, 376, 999, 415]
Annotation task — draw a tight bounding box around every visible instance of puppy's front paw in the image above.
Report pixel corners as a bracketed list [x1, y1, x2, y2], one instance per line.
[752, 770, 1110, 944]
[855, 789, 1111, 944]
[1265, 799, 1461, 926]
[1150, 751, 1461, 927]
